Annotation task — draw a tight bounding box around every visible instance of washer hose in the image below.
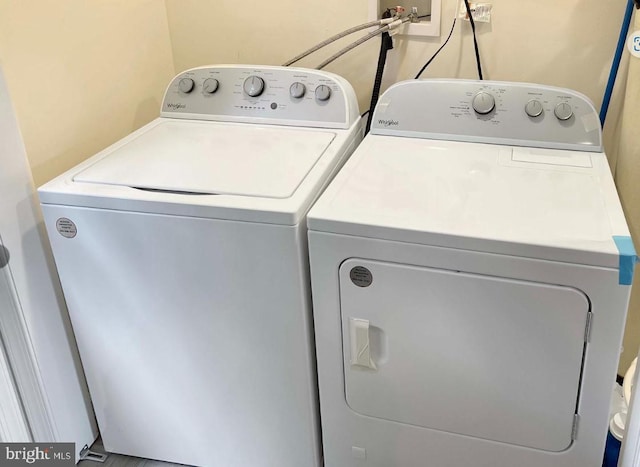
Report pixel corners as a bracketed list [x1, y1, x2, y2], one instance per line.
[316, 18, 409, 70]
[283, 19, 395, 67]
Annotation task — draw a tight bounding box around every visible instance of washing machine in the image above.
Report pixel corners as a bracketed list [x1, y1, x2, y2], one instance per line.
[38, 65, 361, 467]
[307, 79, 636, 466]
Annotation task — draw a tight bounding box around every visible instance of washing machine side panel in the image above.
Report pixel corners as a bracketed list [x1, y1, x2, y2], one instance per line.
[42, 205, 320, 467]
[308, 231, 630, 467]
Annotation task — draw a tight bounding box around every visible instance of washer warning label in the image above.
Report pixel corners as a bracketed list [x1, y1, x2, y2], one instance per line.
[56, 218, 77, 238]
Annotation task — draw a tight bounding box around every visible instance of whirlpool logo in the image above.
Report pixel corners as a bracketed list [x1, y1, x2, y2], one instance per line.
[166, 102, 186, 110]
[378, 119, 399, 127]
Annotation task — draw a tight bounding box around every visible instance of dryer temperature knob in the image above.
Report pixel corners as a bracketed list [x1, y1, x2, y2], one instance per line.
[525, 99, 544, 118]
[554, 102, 574, 121]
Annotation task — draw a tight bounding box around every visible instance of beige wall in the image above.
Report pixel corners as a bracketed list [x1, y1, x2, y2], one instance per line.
[0, 0, 175, 186]
[165, 0, 376, 113]
[165, 0, 626, 125]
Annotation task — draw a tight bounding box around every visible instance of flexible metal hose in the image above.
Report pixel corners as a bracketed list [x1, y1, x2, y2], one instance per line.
[282, 19, 390, 67]
[316, 17, 410, 70]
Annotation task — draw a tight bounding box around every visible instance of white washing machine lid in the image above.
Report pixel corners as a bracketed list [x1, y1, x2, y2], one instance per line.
[74, 120, 335, 199]
[308, 135, 633, 271]
[39, 117, 362, 225]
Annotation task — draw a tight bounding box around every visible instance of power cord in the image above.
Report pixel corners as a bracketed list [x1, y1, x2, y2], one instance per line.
[414, 17, 457, 79]
[366, 9, 395, 134]
[463, 0, 483, 80]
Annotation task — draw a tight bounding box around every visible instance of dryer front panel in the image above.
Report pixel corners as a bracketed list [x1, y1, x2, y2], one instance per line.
[339, 258, 590, 452]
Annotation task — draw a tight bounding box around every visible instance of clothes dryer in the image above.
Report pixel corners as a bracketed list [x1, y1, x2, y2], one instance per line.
[39, 65, 362, 467]
[307, 79, 635, 466]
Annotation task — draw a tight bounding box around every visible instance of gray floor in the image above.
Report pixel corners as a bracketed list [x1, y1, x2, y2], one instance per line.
[78, 439, 185, 467]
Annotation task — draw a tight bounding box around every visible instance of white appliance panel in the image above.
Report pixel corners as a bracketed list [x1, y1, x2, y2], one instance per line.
[339, 258, 589, 452]
[161, 65, 359, 129]
[75, 121, 335, 198]
[371, 80, 601, 151]
[308, 136, 623, 268]
[42, 205, 319, 467]
[306, 80, 634, 467]
[40, 64, 362, 467]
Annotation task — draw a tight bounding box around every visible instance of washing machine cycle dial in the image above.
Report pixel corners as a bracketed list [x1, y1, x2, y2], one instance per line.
[203, 78, 219, 94]
[179, 78, 195, 93]
[243, 76, 265, 97]
[315, 85, 332, 101]
[290, 82, 306, 99]
[554, 102, 573, 121]
[525, 100, 543, 117]
[472, 91, 496, 115]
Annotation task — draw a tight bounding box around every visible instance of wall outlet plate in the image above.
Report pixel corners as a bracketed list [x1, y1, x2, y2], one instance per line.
[368, 0, 441, 37]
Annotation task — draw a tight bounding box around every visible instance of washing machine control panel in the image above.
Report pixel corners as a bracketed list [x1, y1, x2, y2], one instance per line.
[161, 65, 360, 129]
[371, 80, 602, 152]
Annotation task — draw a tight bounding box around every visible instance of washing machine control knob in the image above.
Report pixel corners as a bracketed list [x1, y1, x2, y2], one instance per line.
[243, 76, 265, 97]
[290, 82, 306, 99]
[554, 102, 573, 121]
[472, 91, 495, 115]
[315, 85, 332, 102]
[525, 99, 544, 118]
[203, 78, 219, 94]
[178, 78, 195, 93]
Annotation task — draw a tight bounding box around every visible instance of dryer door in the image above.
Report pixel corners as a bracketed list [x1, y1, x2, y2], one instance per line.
[339, 258, 590, 453]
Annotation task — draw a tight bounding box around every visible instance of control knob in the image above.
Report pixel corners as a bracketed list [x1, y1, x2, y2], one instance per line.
[554, 102, 573, 121]
[472, 91, 495, 115]
[203, 78, 219, 94]
[315, 85, 332, 102]
[243, 76, 265, 97]
[525, 99, 544, 118]
[290, 82, 306, 99]
[178, 78, 195, 93]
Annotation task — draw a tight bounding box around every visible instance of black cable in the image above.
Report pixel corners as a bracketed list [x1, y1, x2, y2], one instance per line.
[365, 10, 394, 134]
[361, 110, 370, 119]
[463, 0, 483, 80]
[366, 36, 393, 133]
[414, 17, 457, 79]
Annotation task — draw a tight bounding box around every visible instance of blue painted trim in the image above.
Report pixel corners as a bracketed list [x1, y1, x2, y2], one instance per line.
[600, 0, 635, 126]
[613, 236, 638, 285]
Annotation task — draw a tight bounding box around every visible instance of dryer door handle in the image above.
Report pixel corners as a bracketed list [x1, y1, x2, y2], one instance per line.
[349, 318, 377, 370]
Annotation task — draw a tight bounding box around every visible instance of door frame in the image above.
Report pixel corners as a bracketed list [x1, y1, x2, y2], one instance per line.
[0, 296, 31, 442]
[0, 236, 55, 441]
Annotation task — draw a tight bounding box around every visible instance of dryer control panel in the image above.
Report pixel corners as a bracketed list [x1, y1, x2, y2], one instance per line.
[161, 65, 360, 130]
[371, 79, 602, 152]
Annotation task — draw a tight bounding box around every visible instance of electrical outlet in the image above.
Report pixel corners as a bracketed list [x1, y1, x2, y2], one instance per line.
[368, 0, 441, 37]
[459, 2, 492, 23]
